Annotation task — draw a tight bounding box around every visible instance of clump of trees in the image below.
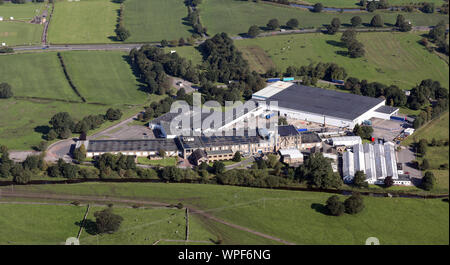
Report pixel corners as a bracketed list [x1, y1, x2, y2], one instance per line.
[350, 16, 362, 27]
[0, 146, 46, 184]
[286, 18, 299, 29]
[266, 18, 280, 30]
[247, 25, 261, 38]
[279, 62, 347, 86]
[294, 153, 342, 189]
[343, 77, 407, 107]
[0, 47, 14, 54]
[46, 108, 121, 140]
[114, 1, 130, 41]
[420, 2, 435, 13]
[395, 14, 412, 32]
[341, 29, 365, 58]
[0, 83, 13, 98]
[312, 3, 323, 13]
[407, 79, 449, 129]
[353, 170, 368, 188]
[185, 0, 207, 37]
[94, 208, 124, 234]
[326, 18, 341, 35]
[326, 193, 365, 216]
[353, 124, 373, 140]
[370, 14, 383, 28]
[129, 45, 200, 95]
[426, 20, 449, 56]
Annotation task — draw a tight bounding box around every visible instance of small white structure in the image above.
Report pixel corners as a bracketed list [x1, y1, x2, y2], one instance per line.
[10, 17, 14, 21]
[0, 17, 3, 21]
[330, 136, 362, 146]
[404, 128, 415, 136]
[279, 148, 303, 164]
[1, 43, 5, 47]
[170, 50, 176, 54]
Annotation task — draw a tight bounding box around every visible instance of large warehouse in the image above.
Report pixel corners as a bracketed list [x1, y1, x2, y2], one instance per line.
[252, 81, 399, 129]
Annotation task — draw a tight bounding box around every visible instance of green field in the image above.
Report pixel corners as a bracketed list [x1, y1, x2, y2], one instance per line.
[0, 2, 45, 20]
[0, 51, 161, 150]
[123, 0, 192, 43]
[61, 51, 150, 105]
[0, 204, 85, 244]
[235, 32, 449, 91]
[163, 46, 203, 66]
[295, 0, 447, 8]
[201, 0, 449, 36]
[137, 157, 177, 167]
[0, 22, 43, 46]
[48, 0, 118, 44]
[8, 182, 449, 245]
[0, 52, 79, 100]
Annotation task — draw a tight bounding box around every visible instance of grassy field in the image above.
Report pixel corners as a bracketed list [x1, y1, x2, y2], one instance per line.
[61, 51, 150, 105]
[123, 0, 192, 43]
[0, 204, 86, 245]
[0, 52, 79, 100]
[163, 46, 203, 66]
[295, 0, 447, 8]
[0, 1, 45, 20]
[235, 32, 449, 91]
[48, 0, 118, 44]
[200, 0, 449, 36]
[79, 206, 188, 245]
[137, 157, 177, 167]
[0, 51, 162, 150]
[0, 22, 43, 46]
[8, 182, 449, 245]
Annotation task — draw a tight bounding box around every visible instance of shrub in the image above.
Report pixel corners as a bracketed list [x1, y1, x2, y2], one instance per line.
[326, 195, 345, 216]
[344, 193, 364, 214]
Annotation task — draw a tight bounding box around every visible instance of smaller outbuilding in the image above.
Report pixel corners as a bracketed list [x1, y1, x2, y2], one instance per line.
[279, 148, 303, 165]
[329, 136, 362, 147]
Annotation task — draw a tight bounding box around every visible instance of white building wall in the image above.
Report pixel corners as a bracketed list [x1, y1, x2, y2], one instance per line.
[363, 143, 377, 183]
[374, 144, 387, 179]
[384, 143, 398, 179]
[353, 144, 365, 173]
[342, 151, 354, 181]
[353, 100, 387, 124]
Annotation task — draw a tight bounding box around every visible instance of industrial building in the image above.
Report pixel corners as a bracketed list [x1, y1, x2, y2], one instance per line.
[252, 81, 399, 129]
[342, 142, 410, 185]
[329, 136, 362, 147]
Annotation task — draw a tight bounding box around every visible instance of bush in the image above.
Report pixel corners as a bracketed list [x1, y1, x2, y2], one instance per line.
[94, 208, 124, 234]
[344, 193, 364, 214]
[422, 171, 435, 191]
[0, 83, 13, 99]
[326, 195, 345, 216]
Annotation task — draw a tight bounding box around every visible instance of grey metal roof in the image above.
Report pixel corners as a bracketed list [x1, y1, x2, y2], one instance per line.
[300, 132, 321, 143]
[277, 125, 299, 137]
[375, 105, 398, 114]
[264, 84, 384, 121]
[87, 139, 179, 153]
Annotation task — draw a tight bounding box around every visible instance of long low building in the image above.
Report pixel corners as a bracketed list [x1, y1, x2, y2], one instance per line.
[252, 81, 399, 129]
[342, 142, 405, 185]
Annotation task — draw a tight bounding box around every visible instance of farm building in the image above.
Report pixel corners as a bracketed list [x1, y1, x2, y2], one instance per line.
[252, 81, 399, 129]
[342, 142, 407, 185]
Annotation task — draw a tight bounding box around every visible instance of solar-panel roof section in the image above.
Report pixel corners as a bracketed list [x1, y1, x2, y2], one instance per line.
[265, 84, 384, 121]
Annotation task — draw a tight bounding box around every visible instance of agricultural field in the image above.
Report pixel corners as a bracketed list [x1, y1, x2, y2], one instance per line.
[0, 22, 43, 46]
[8, 182, 449, 245]
[200, 0, 449, 36]
[60, 51, 150, 105]
[295, 0, 447, 8]
[0, 1, 46, 20]
[0, 52, 78, 100]
[48, 0, 118, 44]
[123, 0, 192, 43]
[0, 204, 85, 244]
[235, 32, 449, 91]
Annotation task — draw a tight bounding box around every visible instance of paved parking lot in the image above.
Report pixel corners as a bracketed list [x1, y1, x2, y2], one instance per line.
[371, 118, 407, 142]
[91, 121, 155, 140]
